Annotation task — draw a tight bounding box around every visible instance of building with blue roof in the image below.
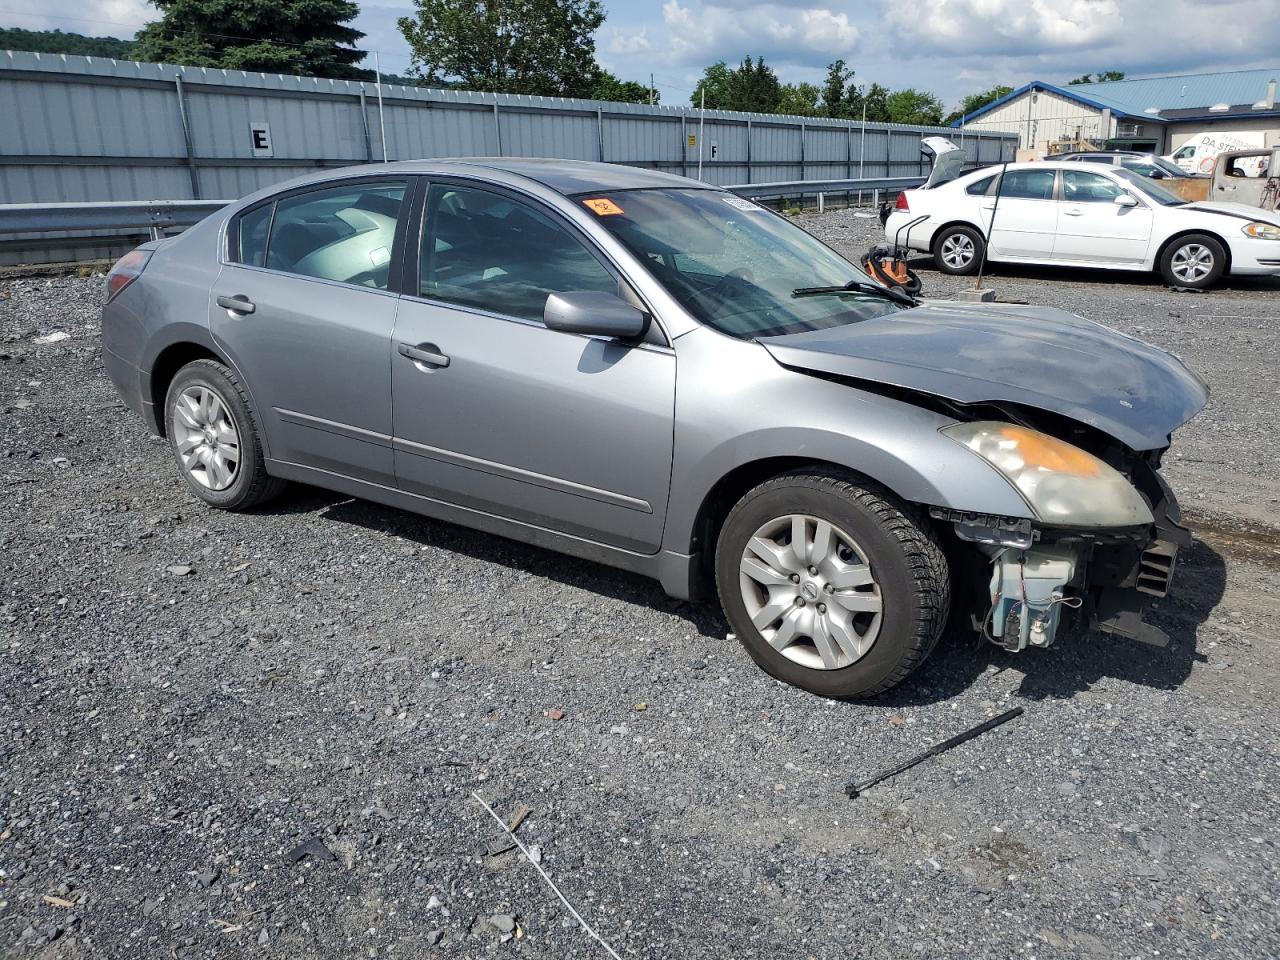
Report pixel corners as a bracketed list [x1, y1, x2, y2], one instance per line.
[953, 68, 1280, 157]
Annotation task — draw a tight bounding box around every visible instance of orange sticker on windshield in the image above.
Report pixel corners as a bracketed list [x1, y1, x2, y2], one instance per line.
[582, 197, 624, 216]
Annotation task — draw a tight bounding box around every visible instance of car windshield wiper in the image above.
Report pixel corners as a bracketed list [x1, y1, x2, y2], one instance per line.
[792, 279, 916, 306]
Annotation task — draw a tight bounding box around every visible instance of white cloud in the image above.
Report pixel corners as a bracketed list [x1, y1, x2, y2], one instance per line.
[10, 0, 153, 34]
[606, 28, 653, 55]
[651, 1, 859, 67]
[884, 0, 1123, 55]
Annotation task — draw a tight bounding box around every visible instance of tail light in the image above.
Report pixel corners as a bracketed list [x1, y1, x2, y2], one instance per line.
[104, 249, 152, 303]
[894, 191, 910, 212]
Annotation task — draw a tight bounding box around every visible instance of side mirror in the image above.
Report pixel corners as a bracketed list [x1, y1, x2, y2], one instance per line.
[1114, 193, 1139, 207]
[1149, 170, 1165, 179]
[543, 290, 648, 340]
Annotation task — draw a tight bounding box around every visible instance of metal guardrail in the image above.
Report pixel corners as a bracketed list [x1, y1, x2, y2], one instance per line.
[0, 175, 927, 243]
[0, 199, 231, 240]
[727, 176, 926, 199]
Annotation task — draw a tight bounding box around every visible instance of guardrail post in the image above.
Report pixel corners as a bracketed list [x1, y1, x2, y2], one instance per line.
[817, 192, 824, 214]
[173, 75, 200, 199]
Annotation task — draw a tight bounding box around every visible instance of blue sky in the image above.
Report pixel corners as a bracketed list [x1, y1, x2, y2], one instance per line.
[9, 0, 1280, 110]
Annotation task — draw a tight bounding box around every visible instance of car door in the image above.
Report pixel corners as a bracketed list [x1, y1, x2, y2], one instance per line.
[210, 177, 411, 486]
[390, 180, 675, 554]
[1053, 169, 1154, 264]
[983, 168, 1059, 258]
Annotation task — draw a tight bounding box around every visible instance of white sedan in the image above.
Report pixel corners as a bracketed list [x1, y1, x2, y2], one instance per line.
[884, 161, 1280, 289]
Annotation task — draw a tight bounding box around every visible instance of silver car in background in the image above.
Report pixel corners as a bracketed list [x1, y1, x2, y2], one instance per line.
[101, 159, 1207, 698]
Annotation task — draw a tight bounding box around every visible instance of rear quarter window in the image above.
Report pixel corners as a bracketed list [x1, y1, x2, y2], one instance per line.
[237, 204, 272, 267]
[965, 175, 996, 196]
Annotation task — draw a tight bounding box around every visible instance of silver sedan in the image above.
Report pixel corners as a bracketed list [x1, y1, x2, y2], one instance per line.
[101, 159, 1207, 697]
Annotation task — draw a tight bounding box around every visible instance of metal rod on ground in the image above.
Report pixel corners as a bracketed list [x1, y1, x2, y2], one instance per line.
[471, 792, 624, 960]
[845, 707, 1024, 799]
[974, 161, 1008, 292]
[374, 51, 388, 163]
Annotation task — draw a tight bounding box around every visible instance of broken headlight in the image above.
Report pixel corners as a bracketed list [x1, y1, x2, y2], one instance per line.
[942, 422, 1154, 528]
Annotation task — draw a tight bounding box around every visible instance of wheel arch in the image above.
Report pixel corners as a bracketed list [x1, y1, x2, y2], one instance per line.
[929, 219, 987, 253]
[148, 340, 227, 437]
[1154, 227, 1232, 275]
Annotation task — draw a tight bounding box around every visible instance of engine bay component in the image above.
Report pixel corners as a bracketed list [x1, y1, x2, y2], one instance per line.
[987, 545, 1081, 652]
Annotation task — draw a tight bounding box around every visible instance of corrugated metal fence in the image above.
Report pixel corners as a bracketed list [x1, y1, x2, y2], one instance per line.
[0, 51, 1017, 263]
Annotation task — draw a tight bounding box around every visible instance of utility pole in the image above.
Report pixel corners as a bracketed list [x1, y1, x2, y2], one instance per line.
[697, 88, 706, 181]
[374, 51, 388, 163]
[649, 73, 655, 105]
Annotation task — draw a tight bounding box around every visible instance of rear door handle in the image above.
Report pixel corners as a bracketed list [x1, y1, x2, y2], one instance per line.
[398, 342, 450, 368]
[1062, 208, 1084, 217]
[216, 294, 255, 314]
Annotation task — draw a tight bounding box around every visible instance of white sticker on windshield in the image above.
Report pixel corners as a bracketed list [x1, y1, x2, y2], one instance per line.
[369, 246, 391, 267]
[722, 196, 764, 212]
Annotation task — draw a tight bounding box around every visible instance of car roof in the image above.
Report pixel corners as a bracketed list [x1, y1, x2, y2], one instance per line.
[371, 158, 708, 196]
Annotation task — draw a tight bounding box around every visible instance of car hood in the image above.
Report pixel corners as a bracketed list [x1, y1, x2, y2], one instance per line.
[762, 302, 1208, 451]
[1182, 201, 1280, 225]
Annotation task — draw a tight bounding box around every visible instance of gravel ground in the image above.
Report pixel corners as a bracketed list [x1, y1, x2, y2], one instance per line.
[2, 217, 1279, 959]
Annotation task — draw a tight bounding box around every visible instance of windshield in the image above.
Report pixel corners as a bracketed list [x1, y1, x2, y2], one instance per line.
[1113, 168, 1186, 206]
[577, 188, 904, 338]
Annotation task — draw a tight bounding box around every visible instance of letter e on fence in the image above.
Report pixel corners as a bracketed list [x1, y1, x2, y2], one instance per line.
[250, 121, 274, 158]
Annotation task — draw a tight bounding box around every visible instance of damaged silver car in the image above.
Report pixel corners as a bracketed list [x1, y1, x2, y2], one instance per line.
[101, 159, 1208, 698]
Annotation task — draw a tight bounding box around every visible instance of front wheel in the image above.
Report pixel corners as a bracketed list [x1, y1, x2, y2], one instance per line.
[933, 225, 985, 275]
[715, 471, 950, 699]
[1159, 234, 1226, 289]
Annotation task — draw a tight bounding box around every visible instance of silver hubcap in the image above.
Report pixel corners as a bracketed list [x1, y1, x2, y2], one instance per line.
[739, 514, 883, 671]
[172, 385, 240, 491]
[1171, 243, 1213, 283]
[940, 234, 975, 268]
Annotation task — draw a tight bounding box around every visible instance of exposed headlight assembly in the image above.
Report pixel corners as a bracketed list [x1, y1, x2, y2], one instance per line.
[1242, 221, 1280, 240]
[942, 421, 1153, 527]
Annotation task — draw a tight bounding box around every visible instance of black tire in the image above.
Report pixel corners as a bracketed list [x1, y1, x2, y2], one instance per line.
[715, 470, 950, 699]
[933, 224, 985, 276]
[163, 359, 285, 511]
[1158, 233, 1226, 289]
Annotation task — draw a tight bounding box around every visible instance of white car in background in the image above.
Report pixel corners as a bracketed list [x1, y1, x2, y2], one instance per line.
[884, 161, 1280, 289]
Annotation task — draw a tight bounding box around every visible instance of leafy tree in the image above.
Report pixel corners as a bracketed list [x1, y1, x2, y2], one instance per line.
[692, 61, 734, 108]
[885, 88, 943, 125]
[592, 70, 657, 104]
[692, 56, 780, 112]
[134, 0, 368, 78]
[861, 82, 891, 122]
[398, 0, 605, 97]
[945, 84, 1013, 125]
[776, 82, 820, 117]
[820, 59, 855, 118]
[0, 27, 136, 59]
[1069, 70, 1125, 85]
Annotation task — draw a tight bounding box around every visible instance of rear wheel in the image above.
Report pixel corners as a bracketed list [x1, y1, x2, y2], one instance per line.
[933, 225, 984, 275]
[164, 359, 284, 511]
[1159, 233, 1226, 289]
[715, 470, 950, 698]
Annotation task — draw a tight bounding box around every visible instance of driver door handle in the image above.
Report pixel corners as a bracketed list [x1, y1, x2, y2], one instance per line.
[216, 294, 255, 314]
[398, 342, 450, 369]
[1062, 208, 1084, 216]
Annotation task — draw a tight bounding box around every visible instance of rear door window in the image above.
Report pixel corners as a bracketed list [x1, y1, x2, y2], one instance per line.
[236, 180, 408, 289]
[999, 169, 1056, 200]
[965, 175, 996, 195]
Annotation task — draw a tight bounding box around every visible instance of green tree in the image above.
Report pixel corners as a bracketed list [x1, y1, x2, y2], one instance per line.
[0, 27, 136, 59]
[820, 59, 855, 118]
[945, 84, 1013, 125]
[691, 56, 780, 112]
[885, 88, 943, 125]
[134, 0, 368, 78]
[776, 82, 820, 117]
[861, 82, 891, 122]
[692, 61, 734, 108]
[1069, 70, 1124, 85]
[398, 0, 605, 97]
[592, 70, 657, 104]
